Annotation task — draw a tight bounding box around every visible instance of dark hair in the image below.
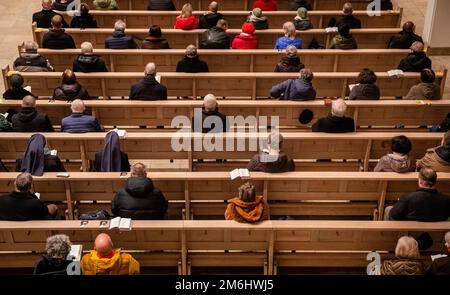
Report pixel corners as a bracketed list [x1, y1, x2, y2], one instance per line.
[338, 24, 350, 37]
[62, 69, 77, 84]
[403, 21, 415, 33]
[419, 167, 437, 187]
[80, 3, 90, 17]
[10, 74, 24, 89]
[238, 182, 256, 203]
[357, 68, 377, 84]
[149, 25, 162, 38]
[391, 135, 412, 155]
[51, 15, 63, 28]
[420, 68, 436, 83]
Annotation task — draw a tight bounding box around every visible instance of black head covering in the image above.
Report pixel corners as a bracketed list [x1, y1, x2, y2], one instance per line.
[20, 134, 46, 176]
[100, 131, 122, 172]
[298, 109, 314, 125]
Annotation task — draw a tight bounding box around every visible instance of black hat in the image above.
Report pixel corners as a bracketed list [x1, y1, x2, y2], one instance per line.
[298, 109, 314, 125]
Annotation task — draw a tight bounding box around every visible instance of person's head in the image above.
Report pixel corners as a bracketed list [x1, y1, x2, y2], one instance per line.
[267, 130, 284, 150]
[185, 44, 198, 58]
[252, 8, 263, 18]
[216, 19, 228, 31]
[391, 135, 412, 155]
[62, 69, 77, 85]
[420, 68, 436, 84]
[402, 21, 416, 33]
[10, 74, 24, 89]
[51, 15, 63, 29]
[418, 167, 437, 189]
[14, 172, 33, 193]
[331, 98, 347, 118]
[71, 99, 85, 113]
[209, 1, 218, 12]
[283, 21, 296, 38]
[144, 62, 157, 77]
[131, 162, 147, 177]
[445, 232, 450, 252]
[45, 234, 72, 260]
[23, 41, 39, 53]
[410, 41, 424, 53]
[357, 68, 377, 84]
[297, 7, 308, 19]
[286, 45, 298, 58]
[180, 3, 193, 18]
[299, 68, 314, 82]
[114, 19, 126, 32]
[149, 25, 162, 38]
[442, 131, 450, 147]
[203, 94, 218, 112]
[238, 182, 256, 203]
[343, 2, 353, 15]
[79, 3, 90, 17]
[94, 233, 114, 257]
[22, 95, 36, 108]
[338, 24, 351, 37]
[81, 41, 94, 54]
[42, 0, 53, 10]
[241, 22, 255, 35]
[395, 236, 420, 259]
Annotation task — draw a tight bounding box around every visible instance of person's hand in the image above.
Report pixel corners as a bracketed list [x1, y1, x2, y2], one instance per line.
[47, 204, 58, 216]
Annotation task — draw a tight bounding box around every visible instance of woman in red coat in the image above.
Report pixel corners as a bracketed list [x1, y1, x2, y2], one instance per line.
[232, 22, 258, 49]
[175, 3, 198, 30]
[253, 0, 277, 11]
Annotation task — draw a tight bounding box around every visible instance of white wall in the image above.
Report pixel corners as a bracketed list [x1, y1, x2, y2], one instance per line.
[423, 0, 450, 48]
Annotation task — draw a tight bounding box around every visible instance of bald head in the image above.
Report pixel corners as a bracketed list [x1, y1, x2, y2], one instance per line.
[203, 94, 218, 111]
[42, 0, 52, 9]
[94, 233, 113, 257]
[209, 1, 218, 12]
[144, 62, 156, 76]
[71, 99, 85, 113]
[22, 95, 36, 108]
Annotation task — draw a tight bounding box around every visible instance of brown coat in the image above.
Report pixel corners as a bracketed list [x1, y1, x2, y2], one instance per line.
[405, 83, 441, 100]
[247, 152, 295, 173]
[416, 148, 450, 172]
[380, 259, 425, 275]
[225, 196, 270, 223]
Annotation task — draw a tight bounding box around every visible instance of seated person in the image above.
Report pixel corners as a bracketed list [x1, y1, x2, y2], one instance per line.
[232, 23, 258, 49]
[42, 15, 76, 49]
[147, 0, 176, 10]
[274, 45, 305, 72]
[81, 233, 140, 275]
[270, 68, 316, 101]
[200, 19, 231, 49]
[129, 63, 168, 100]
[52, 0, 75, 11]
[405, 68, 441, 100]
[349, 68, 380, 100]
[387, 167, 450, 221]
[398, 41, 432, 72]
[225, 182, 270, 223]
[93, 131, 130, 172]
[253, 0, 277, 11]
[0, 172, 58, 220]
[333, 2, 361, 29]
[380, 0, 393, 10]
[33, 0, 68, 28]
[312, 99, 355, 133]
[247, 131, 295, 172]
[3, 74, 35, 100]
[416, 131, 450, 172]
[199, 1, 223, 29]
[247, 8, 269, 30]
[374, 135, 416, 172]
[93, 0, 119, 10]
[61, 99, 104, 133]
[34, 234, 73, 275]
[380, 236, 425, 275]
[0, 115, 12, 132]
[16, 134, 66, 175]
[274, 21, 302, 50]
[175, 3, 198, 30]
[288, 0, 312, 11]
[329, 24, 357, 49]
[70, 3, 98, 28]
[389, 21, 423, 49]
[105, 20, 137, 49]
[192, 94, 228, 133]
[293, 7, 313, 30]
[141, 25, 170, 49]
[53, 69, 90, 101]
[112, 163, 168, 220]
[428, 232, 450, 275]
[432, 113, 450, 133]
[176, 45, 209, 72]
[12, 96, 54, 132]
[14, 41, 54, 72]
[73, 42, 108, 73]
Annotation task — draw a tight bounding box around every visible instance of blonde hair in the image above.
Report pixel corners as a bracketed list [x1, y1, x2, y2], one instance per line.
[283, 22, 297, 38]
[180, 3, 193, 18]
[395, 236, 420, 259]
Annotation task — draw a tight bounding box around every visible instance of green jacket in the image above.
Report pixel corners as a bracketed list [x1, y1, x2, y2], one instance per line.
[93, 0, 119, 10]
[329, 34, 358, 50]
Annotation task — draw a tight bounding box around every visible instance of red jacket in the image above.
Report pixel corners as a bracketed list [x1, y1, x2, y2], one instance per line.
[232, 34, 259, 49]
[174, 16, 198, 30]
[252, 0, 277, 11]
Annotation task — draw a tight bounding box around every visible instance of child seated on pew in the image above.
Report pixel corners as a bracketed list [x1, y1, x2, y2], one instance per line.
[225, 182, 270, 223]
[374, 135, 416, 173]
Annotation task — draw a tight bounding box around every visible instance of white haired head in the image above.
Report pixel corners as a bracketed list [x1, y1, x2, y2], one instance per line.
[24, 41, 39, 53]
[144, 62, 156, 76]
[81, 42, 93, 54]
[114, 19, 126, 31]
[331, 98, 347, 117]
[203, 94, 217, 111]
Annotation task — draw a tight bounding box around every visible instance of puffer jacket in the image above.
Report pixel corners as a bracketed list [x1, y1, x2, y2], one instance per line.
[405, 83, 441, 100]
[200, 27, 230, 49]
[349, 83, 380, 100]
[105, 31, 136, 49]
[231, 34, 259, 49]
[141, 36, 170, 49]
[398, 52, 432, 72]
[81, 249, 140, 275]
[73, 54, 108, 72]
[329, 34, 358, 49]
[374, 154, 416, 173]
[247, 152, 295, 173]
[14, 52, 53, 72]
[93, 0, 119, 10]
[53, 83, 90, 101]
[34, 255, 72, 275]
[199, 12, 224, 29]
[274, 56, 304, 72]
[380, 259, 425, 275]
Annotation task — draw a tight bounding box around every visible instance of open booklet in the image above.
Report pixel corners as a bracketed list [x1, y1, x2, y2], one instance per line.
[112, 128, 127, 137]
[387, 69, 404, 77]
[109, 217, 132, 230]
[431, 254, 447, 261]
[67, 245, 83, 261]
[229, 168, 250, 180]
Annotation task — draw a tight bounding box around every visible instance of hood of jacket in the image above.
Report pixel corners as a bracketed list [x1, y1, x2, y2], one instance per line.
[385, 153, 415, 173]
[112, 30, 126, 38]
[84, 249, 123, 274]
[405, 52, 429, 68]
[20, 52, 43, 61]
[145, 36, 166, 43]
[125, 177, 154, 198]
[17, 107, 38, 123]
[76, 54, 101, 65]
[227, 196, 267, 223]
[235, 33, 257, 41]
[381, 258, 425, 275]
[47, 28, 66, 38]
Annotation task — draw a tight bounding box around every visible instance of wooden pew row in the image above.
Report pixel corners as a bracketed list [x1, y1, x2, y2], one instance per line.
[30, 48, 413, 73]
[32, 26, 402, 49]
[57, 10, 402, 29]
[3, 68, 447, 99]
[0, 220, 447, 273]
[0, 132, 443, 173]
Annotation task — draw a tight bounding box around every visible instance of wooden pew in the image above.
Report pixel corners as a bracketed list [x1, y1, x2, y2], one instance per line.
[0, 220, 447, 273]
[29, 48, 413, 73]
[3, 68, 447, 99]
[56, 10, 402, 29]
[32, 26, 402, 49]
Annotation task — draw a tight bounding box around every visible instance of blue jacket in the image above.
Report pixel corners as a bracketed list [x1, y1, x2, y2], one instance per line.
[274, 36, 302, 50]
[61, 113, 104, 133]
[105, 31, 136, 49]
[270, 78, 316, 101]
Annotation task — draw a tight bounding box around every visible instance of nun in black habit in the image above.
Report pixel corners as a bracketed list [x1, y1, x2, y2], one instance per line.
[93, 131, 131, 172]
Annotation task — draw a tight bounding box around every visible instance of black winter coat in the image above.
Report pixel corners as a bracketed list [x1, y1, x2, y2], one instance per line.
[334, 15, 362, 29]
[147, 0, 176, 10]
[3, 88, 35, 100]
[129, 76, 167, 100]
[176, 56, 209, 73]
[312, 115, 355, 133]
[388, 31, 423, 49]
[274, 56, 304, 72]
[73, 54, 108, 72]
[70, 15, 98, 29]
[42, 29, 76, 49]
[12, 108, 54, 132]
[199, 13, 224, 29]
[53, 83, 90, 101]
[34, 256, 72, 275]
[0, 191, 51, 221]
[348, 83, 381, 100]
[288, 0, 312, 11]
[200, 27, 230, 49]
[398, 52, 432, 72]
[32, 9, 68, 28]
[192, 109, 229, 133]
